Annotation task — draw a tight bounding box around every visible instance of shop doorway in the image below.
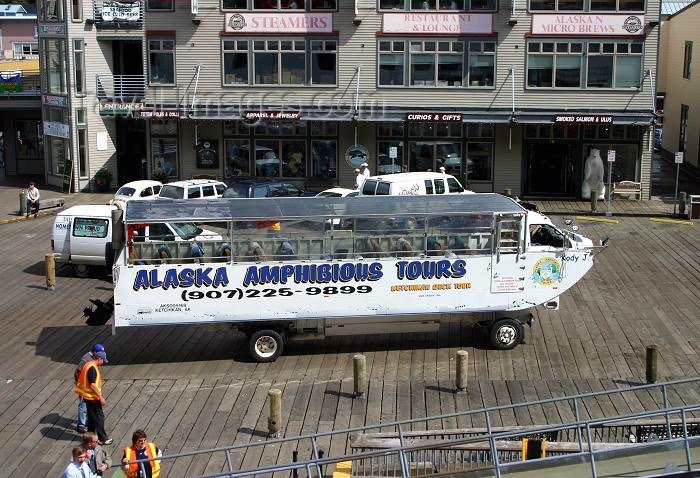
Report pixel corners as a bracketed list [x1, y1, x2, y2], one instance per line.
[115, 116, 147, 185]
[525, 143, 576, 197]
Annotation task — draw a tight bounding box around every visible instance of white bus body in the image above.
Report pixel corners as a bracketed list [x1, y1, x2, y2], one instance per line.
[111, 194, 600, 362]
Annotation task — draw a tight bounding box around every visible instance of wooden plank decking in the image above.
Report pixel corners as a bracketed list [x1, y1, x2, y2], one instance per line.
[0, 181, 698, 477]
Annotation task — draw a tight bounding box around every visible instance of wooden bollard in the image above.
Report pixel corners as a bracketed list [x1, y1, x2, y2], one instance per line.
[646, 345, 658, 384]
[354, 354, 366, 398]
[267, 389, 282, 438]
[456, 350, 468, 394]
[45, 253, 56, 290]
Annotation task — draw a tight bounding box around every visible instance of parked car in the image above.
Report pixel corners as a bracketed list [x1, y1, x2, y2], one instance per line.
[158, 179, 226, 199]
[109, 180, 162, 208]
[222, 178, 316, 198]
[654, 128, 662, 151]
[315, 187, 359, 198]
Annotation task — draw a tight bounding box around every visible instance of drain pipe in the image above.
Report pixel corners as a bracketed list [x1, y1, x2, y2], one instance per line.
[354, 66, 361, 146]
[647, 69, 656, 152]
[510, 67, 515, 150]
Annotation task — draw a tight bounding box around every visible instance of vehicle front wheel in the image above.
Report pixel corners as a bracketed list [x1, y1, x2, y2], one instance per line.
[73, 264, 94, 278]
[489, 318, 523, 350]
[248, 329, 284, 362]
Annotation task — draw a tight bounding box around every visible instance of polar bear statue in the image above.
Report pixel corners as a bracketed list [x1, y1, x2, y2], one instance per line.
[582, 148, 605, 200]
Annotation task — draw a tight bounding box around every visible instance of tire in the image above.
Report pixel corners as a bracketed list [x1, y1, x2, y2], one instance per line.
[73, 263, 93, 278]
[248, 329, 284, 363]
[104, 242, 114, 274]
[489, 318, 524, 350]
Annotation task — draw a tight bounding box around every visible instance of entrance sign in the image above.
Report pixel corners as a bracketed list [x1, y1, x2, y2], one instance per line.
[225, 13, 333, 33]
[382, 13, 492, 34]
[407, 113, 462, 122]
[675, 152, 684, 164]
[62, 157, 73, 194]
[532, 14, 645, 36]
[607, 150, 616, 162]
[555, 115, 613, 124]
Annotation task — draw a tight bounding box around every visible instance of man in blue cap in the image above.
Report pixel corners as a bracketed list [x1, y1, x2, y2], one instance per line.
[75, 344, 105, 433]
[75, 349, 112, 445]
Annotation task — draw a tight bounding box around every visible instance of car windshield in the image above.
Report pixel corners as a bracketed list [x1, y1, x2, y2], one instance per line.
[115, 186, 137, 198]
[170, 222, 203, 240]
[159, 185, 185, 199]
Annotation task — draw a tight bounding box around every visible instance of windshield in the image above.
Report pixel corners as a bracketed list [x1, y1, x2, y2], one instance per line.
[159, 185, 185, 199]
[317, 191, 343, 197]
[115, 187, 136, 198]
[530, 223, 565, 248]
[170, 222, 203, 240]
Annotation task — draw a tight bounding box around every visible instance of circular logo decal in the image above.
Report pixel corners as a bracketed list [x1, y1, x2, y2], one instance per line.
[533, 258, 561, 286]
[228, 14, 246, 31]
[623, 16, 643, 33]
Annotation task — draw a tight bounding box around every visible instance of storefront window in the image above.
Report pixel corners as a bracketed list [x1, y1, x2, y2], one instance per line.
[151, 119, 178, 179]
[225, 139, 251, 180]
[311, 140, 336, 177]
[16, 120, 44, 162]
[584, 144, 637, 182]
[467, 142, 492, 181]
[531, 0, 641, 10]
[147, 0, 174, 10]
[377, 141, 404, 173]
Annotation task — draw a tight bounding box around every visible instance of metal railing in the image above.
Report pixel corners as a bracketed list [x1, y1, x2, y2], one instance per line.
[112, 377, 700, 478]
[95, 74, 146, 101]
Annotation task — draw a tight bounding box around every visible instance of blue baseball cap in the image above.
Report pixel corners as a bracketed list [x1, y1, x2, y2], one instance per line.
[93, 344, 105, 352]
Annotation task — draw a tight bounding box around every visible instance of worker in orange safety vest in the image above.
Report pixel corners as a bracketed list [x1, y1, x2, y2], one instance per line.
[122, 429, 162, 478]
[74, 351, 112, 445]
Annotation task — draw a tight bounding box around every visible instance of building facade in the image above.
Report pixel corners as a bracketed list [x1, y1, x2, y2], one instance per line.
[34, 0, 659, 197]
[657, 0, 699, 173]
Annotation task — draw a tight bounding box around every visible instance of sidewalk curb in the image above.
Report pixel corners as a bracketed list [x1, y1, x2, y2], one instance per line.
[0, 210, 58, 224]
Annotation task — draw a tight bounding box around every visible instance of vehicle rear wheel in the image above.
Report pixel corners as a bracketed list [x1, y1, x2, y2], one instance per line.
[248, 329, 284, 362]
[489, 318, 523, 350]
[73, 264, 93, 278]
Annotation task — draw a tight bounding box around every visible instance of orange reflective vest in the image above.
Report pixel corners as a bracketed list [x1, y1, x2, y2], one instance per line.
[124, 443, 161, 478]
[74, 360, 101, 400]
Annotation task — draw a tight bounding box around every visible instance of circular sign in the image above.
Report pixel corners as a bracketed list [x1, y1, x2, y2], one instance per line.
[345, 144, 369, 169]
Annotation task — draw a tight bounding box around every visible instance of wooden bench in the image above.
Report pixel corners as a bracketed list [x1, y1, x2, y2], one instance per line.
[612, 181, 642, 200]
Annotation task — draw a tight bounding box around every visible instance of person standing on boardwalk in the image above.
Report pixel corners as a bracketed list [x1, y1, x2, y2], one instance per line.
[122, 429, 162, 478]
[83, 431, 112, 476]
[26, 181, 40, 217]
[75, 350, 113, 445]
[62, 445, 96, 478]
[75, 344, 105, 433]
[360, 162, 371, 179]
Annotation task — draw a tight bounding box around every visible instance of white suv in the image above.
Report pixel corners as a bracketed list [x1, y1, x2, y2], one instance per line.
[158, 179, 226, 199]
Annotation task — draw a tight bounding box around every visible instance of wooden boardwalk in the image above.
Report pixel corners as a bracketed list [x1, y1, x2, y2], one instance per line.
[0, 179, 699, 477]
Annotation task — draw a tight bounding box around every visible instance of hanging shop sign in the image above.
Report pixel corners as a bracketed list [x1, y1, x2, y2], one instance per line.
[99, 102, 144, 114]
[245, 111, 301, 121]
[406, 113, 463, 122]
[0, 73, 22, 93]
[555, 114, 613, 124]
[225, 13, 332, 33]
[532, 14, 645, 36]
[197, 140, 219, 169]
[137, 109, 181, 119]
[44, 121, 70, 138]
[382, 13, 492, 34]
[101, 1, 141, 22]
[43, 95, 68, 107]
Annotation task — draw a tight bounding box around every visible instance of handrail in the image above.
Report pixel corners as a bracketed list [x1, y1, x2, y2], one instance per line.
[112, 377, 700, 478]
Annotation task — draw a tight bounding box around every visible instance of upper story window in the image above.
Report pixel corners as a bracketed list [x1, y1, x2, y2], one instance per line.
[148, 38, 176, 85]
[378, 39, 495, 88]
[147, 0, 174, 11]
[380, 0, 496, 12]
[41, 0, 65, 21]
[13, 42, 39, 59]
[530, 0, 643, 11]
[222, 0, 336, 10]
[222, 38, 337, 86]
[683, 41, 692, 79]
[42, 38, 68, 94]
[527, 40, 643, 89]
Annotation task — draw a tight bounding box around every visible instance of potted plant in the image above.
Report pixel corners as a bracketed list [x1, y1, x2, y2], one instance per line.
[94, 167, 113, 192]
[152, 169, 169, 183]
